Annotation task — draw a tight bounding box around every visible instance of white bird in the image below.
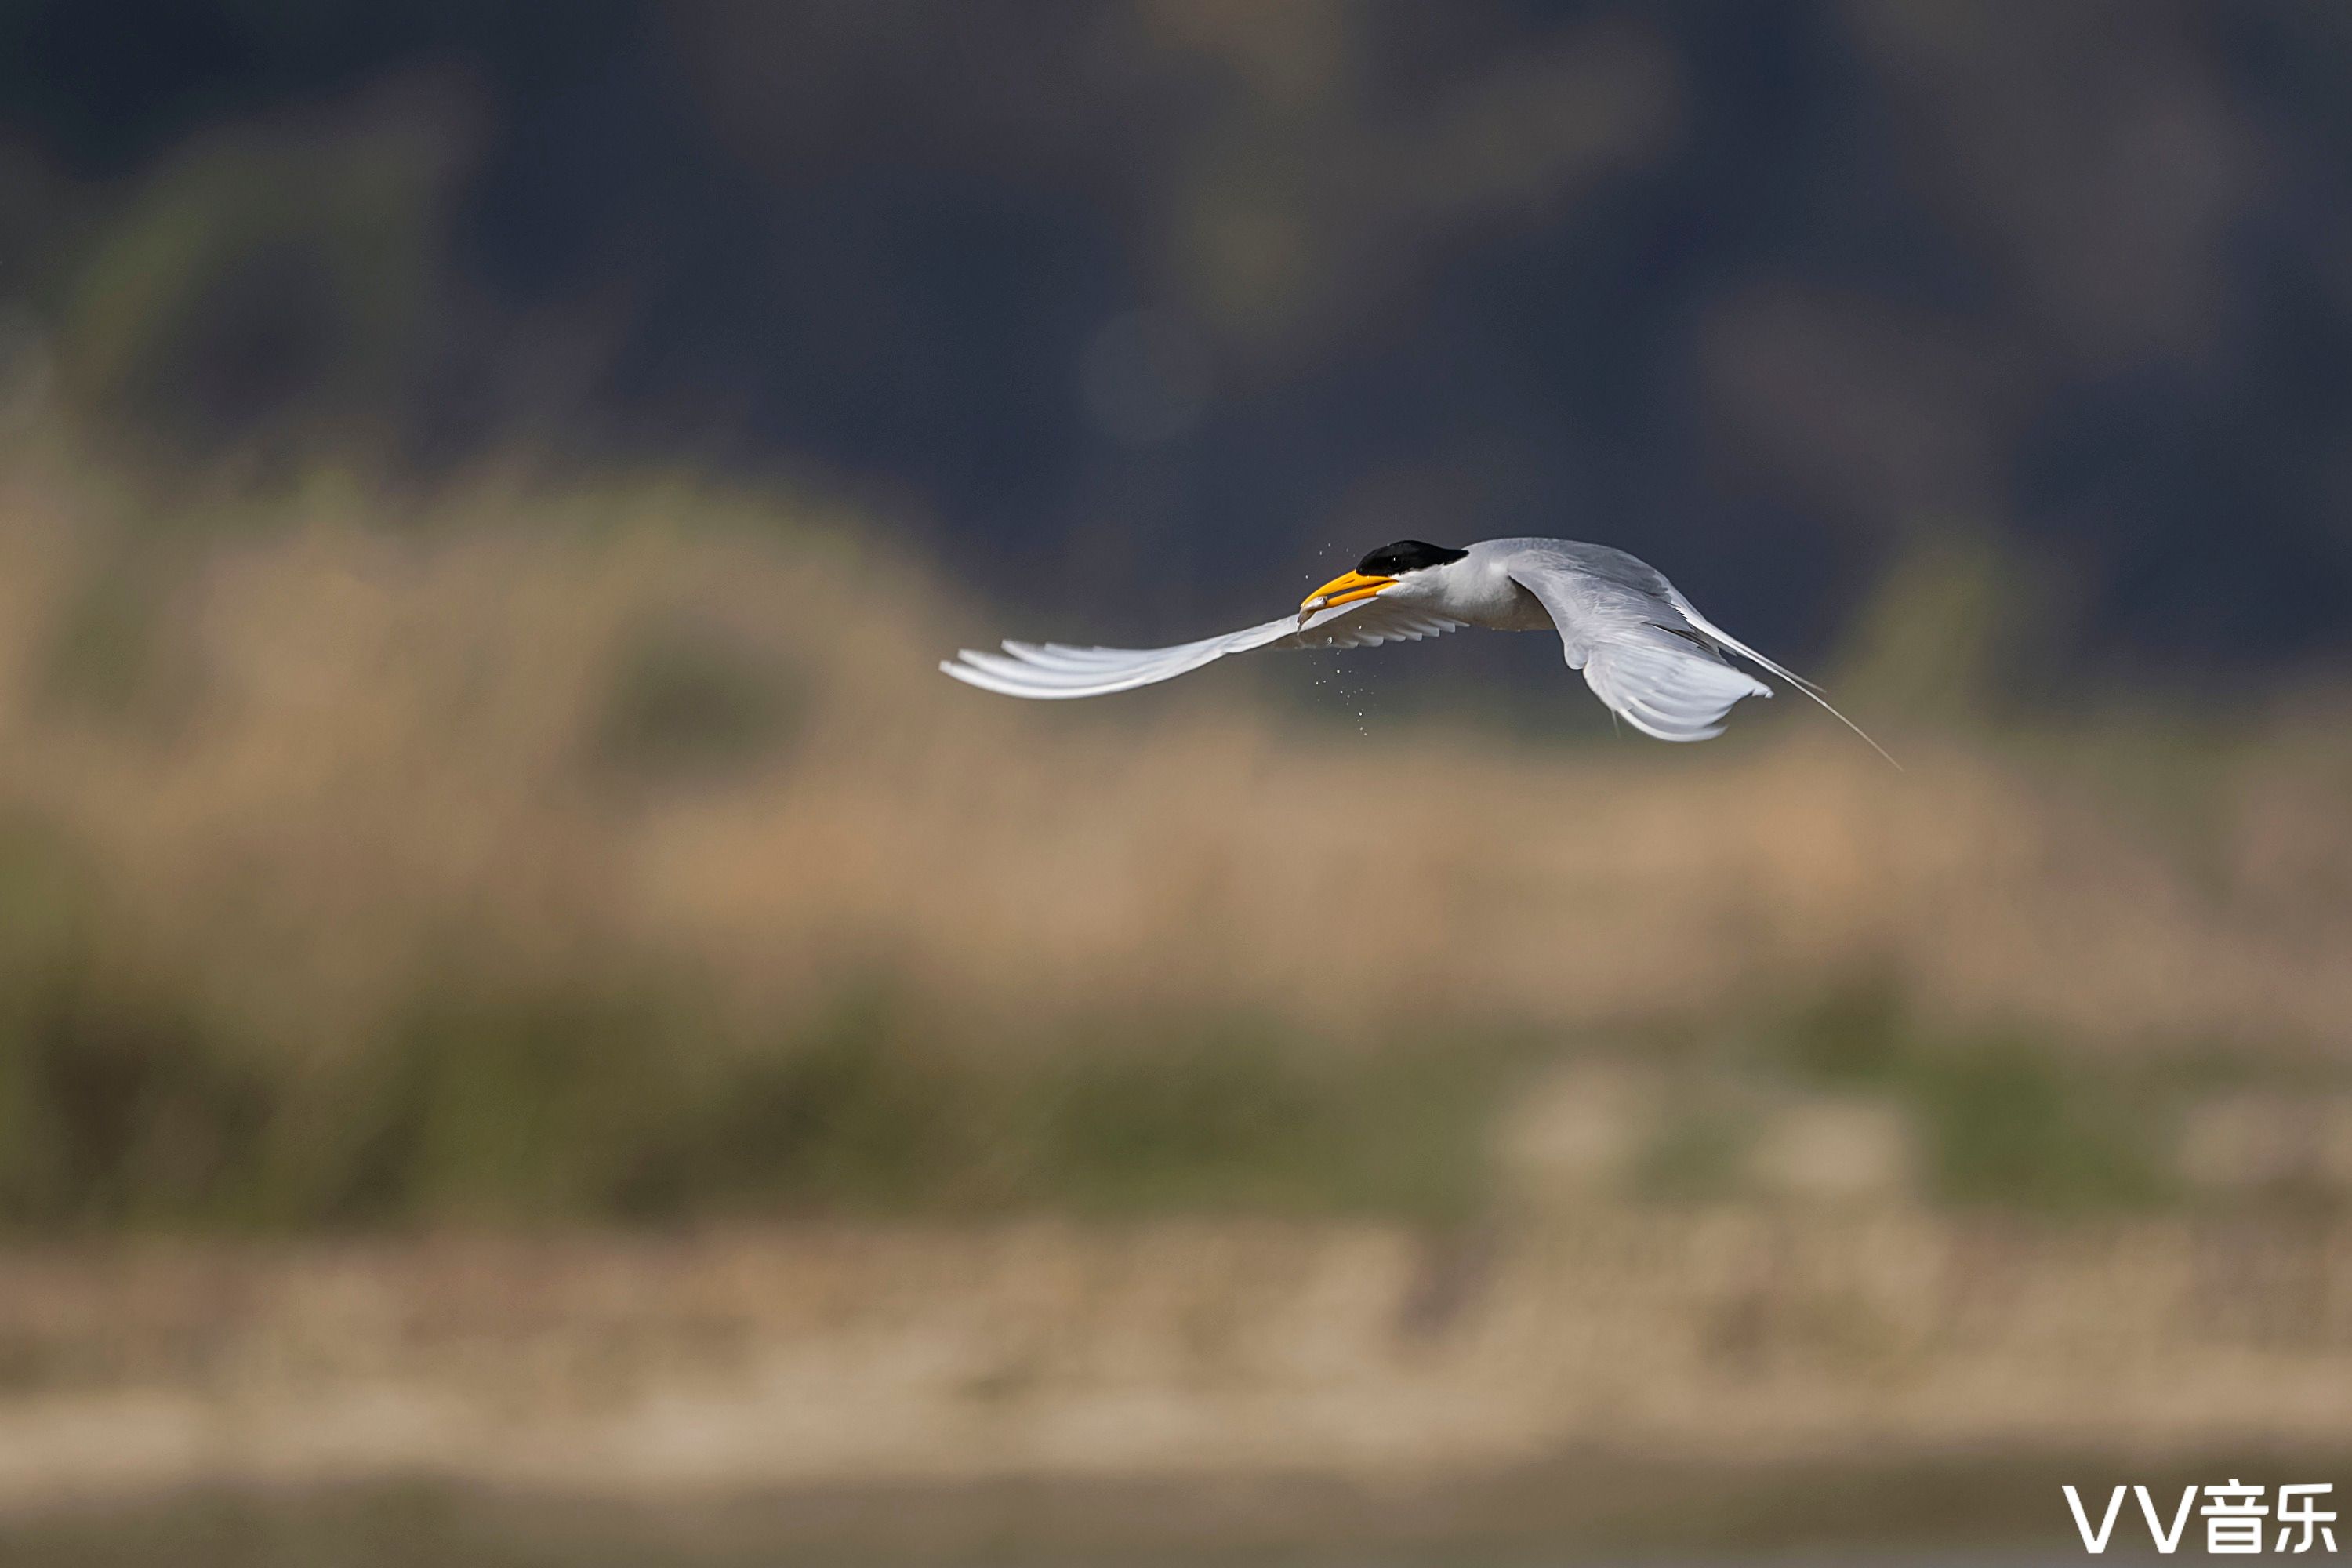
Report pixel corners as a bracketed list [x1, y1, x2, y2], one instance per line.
[942, 537, 1893, 761]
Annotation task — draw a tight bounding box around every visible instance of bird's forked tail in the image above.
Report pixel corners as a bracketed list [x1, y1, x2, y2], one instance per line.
[1666, 589, 1901, 771]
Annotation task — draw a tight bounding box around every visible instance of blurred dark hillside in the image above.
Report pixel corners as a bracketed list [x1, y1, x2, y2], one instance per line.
[2, 0, 2350, 681]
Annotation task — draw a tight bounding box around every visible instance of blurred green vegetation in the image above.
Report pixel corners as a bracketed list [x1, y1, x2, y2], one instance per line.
[0, 880, 1518, 1230]
[52, 86, 463, 453]
[591, 615, 809, 785]
[0, 693, 2336, 1233]
[1761, 976, 2176, 1214]
[1632, 1091, 1754, 1202]
[0, 834, 2314, 1234]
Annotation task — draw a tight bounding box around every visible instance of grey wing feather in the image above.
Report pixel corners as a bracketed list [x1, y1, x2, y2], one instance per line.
[1504, 549, 1771, 742]
[1314, 608, 1469, 649]
[940, 598, 1465, 699]
[1501, 539, 1895, 762]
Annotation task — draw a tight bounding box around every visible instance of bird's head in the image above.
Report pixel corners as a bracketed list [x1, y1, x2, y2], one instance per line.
[1299, 540, 1468, 621]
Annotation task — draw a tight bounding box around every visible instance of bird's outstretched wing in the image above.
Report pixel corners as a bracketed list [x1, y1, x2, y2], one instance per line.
[1505, 550, 1773, 742]
[1506, 544, 1895, 762]
[940, 597, 1465, 699]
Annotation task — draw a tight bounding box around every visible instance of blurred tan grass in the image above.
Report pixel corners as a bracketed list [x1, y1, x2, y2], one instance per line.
[0, 441, 2349, 1227]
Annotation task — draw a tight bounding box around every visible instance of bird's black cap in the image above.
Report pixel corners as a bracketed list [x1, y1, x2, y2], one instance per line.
[1356, 540, 1468, 576]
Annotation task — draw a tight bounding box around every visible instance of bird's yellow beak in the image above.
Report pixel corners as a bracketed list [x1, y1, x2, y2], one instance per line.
[1299, 569, 1396, 619]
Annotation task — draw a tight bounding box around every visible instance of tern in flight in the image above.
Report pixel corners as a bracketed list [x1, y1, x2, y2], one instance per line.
[942, 538, 1892, 761]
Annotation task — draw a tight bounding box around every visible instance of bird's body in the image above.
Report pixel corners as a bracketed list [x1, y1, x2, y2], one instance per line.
[942, 536, 1890, 759]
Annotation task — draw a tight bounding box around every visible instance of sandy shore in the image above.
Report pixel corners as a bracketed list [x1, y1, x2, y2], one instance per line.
[4, 1210, 2350, 1519]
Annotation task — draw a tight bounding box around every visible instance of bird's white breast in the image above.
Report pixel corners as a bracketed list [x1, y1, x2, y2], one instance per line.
[1417, 554, 1553, 631]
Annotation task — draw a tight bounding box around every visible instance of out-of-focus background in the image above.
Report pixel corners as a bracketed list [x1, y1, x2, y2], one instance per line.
[2, 2, 2350, 1563]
